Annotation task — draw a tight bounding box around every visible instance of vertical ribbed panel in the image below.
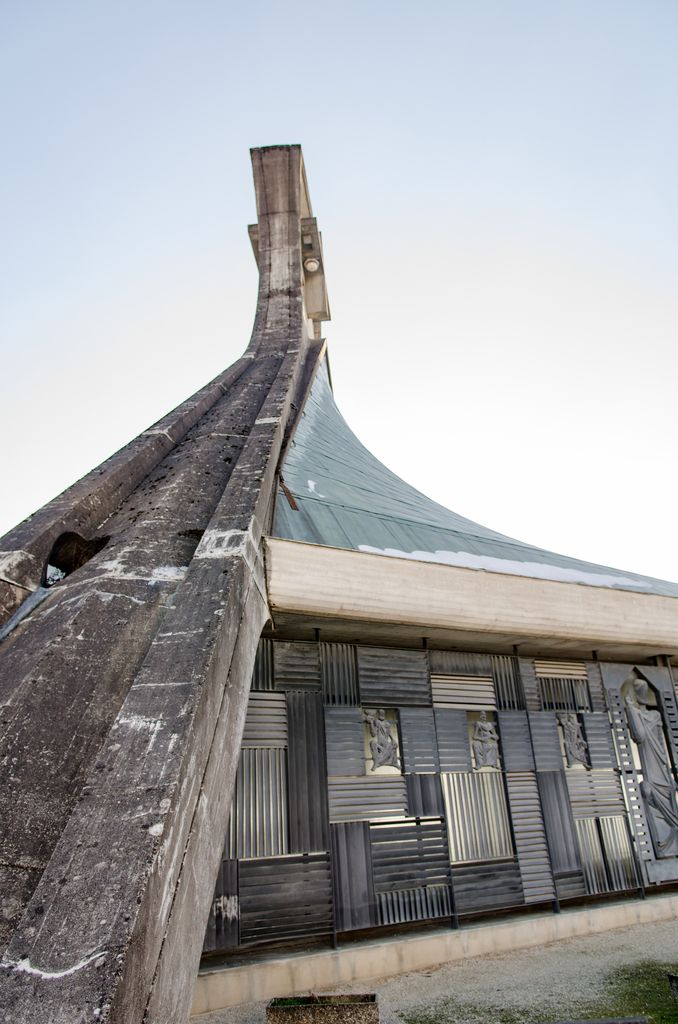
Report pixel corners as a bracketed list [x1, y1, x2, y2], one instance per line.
[575, 818, 609, 894]
[497, 711, 534, 771]
[233, 748, 288, 859]
[536, 771, 582, 877]
[528, 712, 563, 770]
[406, 773, 444, 817]
[505, 772, 555, 903]
[492, 655, 524, 710]
[321, 643, 359, 705]
[581, 713, 615, 768]
[585, 662, 606, 711]
[251, 638, 274, 691]
[286, 692, 329, 852]
[324, 707, 365, 776]
[377, 885, 451, 925]
[400, 708, 440, 772]
[357, 647, 431, 705]
[599, 815, 639, 891]
[429, 651, 493, 676]
[538, 677, 592, 712]
[331, 821, 376, 932]
[241, 692, 288, 747]
[606, 688, 653, 864]
[518, 659, 540, 711]
[204, 858, 239, 953]
[441, 772, 513, 863]
[435, 709, 472, 771]
[431, 675, 496, 708]
[274, 641, 321, 691]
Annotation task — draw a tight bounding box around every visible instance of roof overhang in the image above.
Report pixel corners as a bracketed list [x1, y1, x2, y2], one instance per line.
[264, 536, 678, 663]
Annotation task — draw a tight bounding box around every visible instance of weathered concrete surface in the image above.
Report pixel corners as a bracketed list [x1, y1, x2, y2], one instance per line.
[0, 145, 322, 1023]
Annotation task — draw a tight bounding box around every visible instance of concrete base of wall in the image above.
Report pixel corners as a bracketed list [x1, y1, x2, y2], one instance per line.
[191, 894, 678, 1017]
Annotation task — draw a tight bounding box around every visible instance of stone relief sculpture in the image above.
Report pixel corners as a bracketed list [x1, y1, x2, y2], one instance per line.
[558, 712, 589, 767]
[625, 678, 678, 857]
[472, 710, 500, 769]
[365, 709, 400, 771]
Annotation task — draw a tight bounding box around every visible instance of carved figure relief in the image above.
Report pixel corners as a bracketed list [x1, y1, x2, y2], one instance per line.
[558, 713, 589, 767]
[365, 709, 400, 771]
[472, 711, 500, 769]
[625, 678, 678, 858]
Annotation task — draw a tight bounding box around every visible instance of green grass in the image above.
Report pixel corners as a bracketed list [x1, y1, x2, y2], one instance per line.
[401, 962, 678, 1024]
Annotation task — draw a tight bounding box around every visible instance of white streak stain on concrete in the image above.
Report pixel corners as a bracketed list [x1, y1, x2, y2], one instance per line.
[255, 416, 281, 425]
[6, 948, 107, 979]
[195, 527, 254, 560]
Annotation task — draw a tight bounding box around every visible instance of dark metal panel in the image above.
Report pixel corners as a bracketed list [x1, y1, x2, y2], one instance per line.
[441, 772, 513, 863]
[330, 822, 377, 932]
[491, 655, 524, 710]
[357, 646, 431, 706]
[203, 859, 239, 953]
[406, 773, 444, 817]
[431, 675, 495, 709]
[528, 712, 563, 771]
[286, 692, 329, 852]
[566, 769, 625, 818]
[369, 818, 451, 893]
[429, 651, 492, 676]
[434, 708, 472, 772]
[554, 870, 587, 900]
[518, 658, 540, 711]
[251, 638, 274, 691]
[241, 692, 288, 747]
[574, 818, 610, 895]
[497, 711, 534, 771]
[538, 677, 592, 713]
[377, 884, 451, 925]
[400, 708, 440, 773]
[581, 713, 615, 769]
[238, 853, 333, 946]
[585, 662, 606, 712]
[451, 859, 523, 913]
[328, 776, 408, 822]
[274, 641, 322, 691]
[536, 771, 582, 877]
[599, 816, 639, 892]
[505, 772, 555, 903]
[321, 643, 359, 706]
[231, 748, 288, 859]
[324, 707, 365, 776]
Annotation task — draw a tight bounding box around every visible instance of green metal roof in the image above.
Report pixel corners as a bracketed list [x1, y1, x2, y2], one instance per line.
[274, 359, 678, 598]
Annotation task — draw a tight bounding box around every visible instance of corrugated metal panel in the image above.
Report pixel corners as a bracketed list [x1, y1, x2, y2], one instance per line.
[432, 675, 496, 709]
[331, 821, 377, 931]
[370, 818, 451, 892]
[535, 660, 588, 679]
[377, 884, 451, 925]
[581, 713, 615, 769]
[585, 662, 606, 711]
[429, 651, 492, 676]
[273, 360, 678, 598]
[574, 818, 609, 895]
[241, 692, 287, 747]
[441, 772, 513, 863]
[536, 771, 582, 876]
[274, 641, 321, 691]
[434, 708, 472, 772]
[538, 677, 592, 712]
[232, 748, 288, 859]
[451, 859, 523, 913]
[505, 772, 555, 903]
[599, 815, 639, 891]
[606, 688, 653, 864]
[238, 853, 333, 946]
[492, 655, 524, 710]
[518, 659, 540, 712]
[286, 692, 329, 852]
[328, 776, 408, 822]
[251, 638, 274, 691]
[566, 768, 625, 818]
[497, 711, 534, 771]
[204, 859, 239, 953]
[321, 642, 359, 705]
[555, 870, 587, 900]
[399, 708, 439, 773]
[357, 646, 431, 706]
[528, 712, 563, 770]
[406, 773, 444, 817]
[324, 707, 365, 776]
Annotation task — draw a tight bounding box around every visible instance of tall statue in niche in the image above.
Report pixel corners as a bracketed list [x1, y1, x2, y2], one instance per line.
[625, 678, 678, 857]
[558, 712, 589, 767]
[365, 709, 400, 771]
[472, 710, 500, 769]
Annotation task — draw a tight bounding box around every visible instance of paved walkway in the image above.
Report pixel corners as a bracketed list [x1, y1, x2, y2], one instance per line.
[196, 917, 678, 1024]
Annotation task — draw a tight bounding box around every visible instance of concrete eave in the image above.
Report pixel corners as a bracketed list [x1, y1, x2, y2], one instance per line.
[264, 537, 678, 659]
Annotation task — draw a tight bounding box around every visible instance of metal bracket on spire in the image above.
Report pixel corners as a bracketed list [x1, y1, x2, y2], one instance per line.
[248, 215, 331, 325]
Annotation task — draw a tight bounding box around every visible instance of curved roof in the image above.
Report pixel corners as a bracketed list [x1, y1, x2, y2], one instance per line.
[274, 359, 678, 599]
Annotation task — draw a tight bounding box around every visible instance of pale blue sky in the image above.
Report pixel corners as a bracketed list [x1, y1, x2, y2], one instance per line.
[2, 2, 677, 579]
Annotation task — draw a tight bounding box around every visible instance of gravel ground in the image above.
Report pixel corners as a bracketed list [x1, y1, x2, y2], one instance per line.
[197, 917, 678, 1024]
